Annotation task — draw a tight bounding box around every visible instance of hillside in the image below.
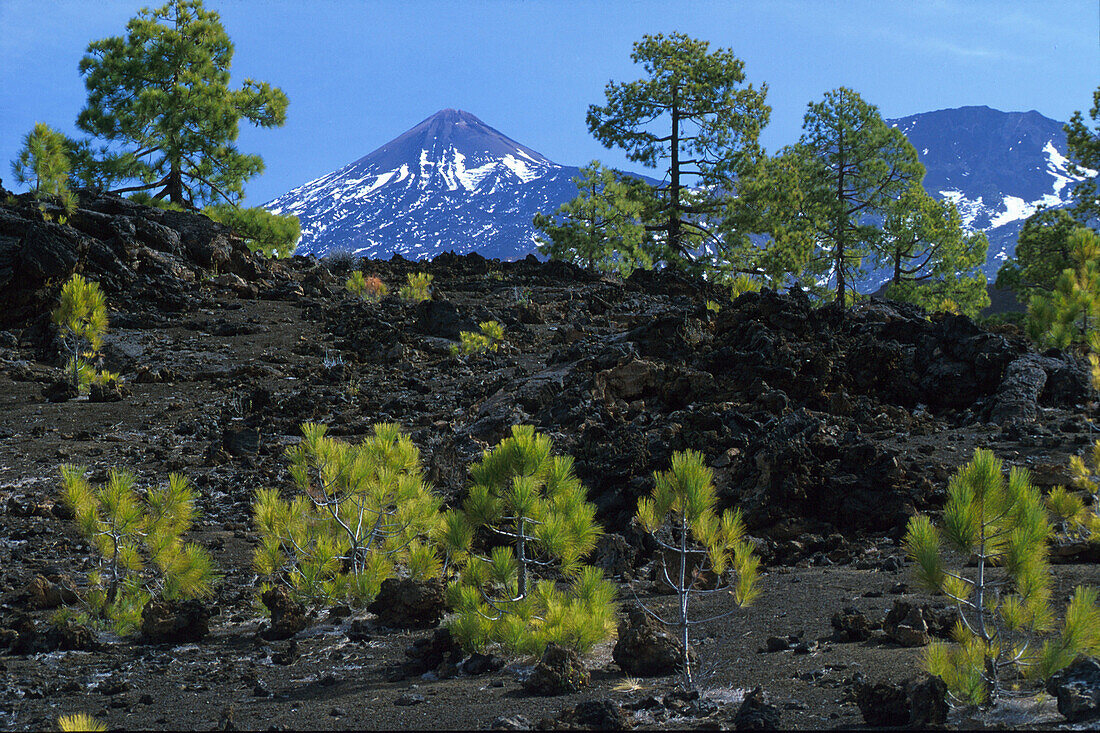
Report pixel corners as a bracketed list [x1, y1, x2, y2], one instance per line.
[0, 191, 1095, 729]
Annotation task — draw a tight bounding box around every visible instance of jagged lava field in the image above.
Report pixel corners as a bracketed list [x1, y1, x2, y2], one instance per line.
[0, 189, 1096, 730]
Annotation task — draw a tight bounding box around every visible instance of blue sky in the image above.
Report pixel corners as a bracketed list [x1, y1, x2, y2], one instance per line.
[1, 0, 1096, 205]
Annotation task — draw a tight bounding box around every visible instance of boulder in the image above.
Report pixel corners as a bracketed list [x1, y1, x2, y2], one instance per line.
[732, 687, 780, 730]
[882, 600, 930, 647]
[140, 598, 211, 644]
[830, 607, 879, 642]
[259, 585, 308, 640]
[855, 675, 947, 728]
[523, 643, 590, 696]
[1046, 656, 1100, 723]
[368, 577, 446, 629]
[612, 604, 691, 677]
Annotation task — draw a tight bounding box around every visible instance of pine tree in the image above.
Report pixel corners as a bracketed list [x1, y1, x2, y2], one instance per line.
[253, 422, 443, 608]
[52, 274, 109, 393]
[1026, 228, 1100, 348]
[995, 208, 1079, 302]
[61, 465, 217, 635]
[202, 204, 300, 258]
[451, 321, 505, 356]
[635, 449, 760, 687]
[11, 122, 79, 220]
[880, 185, 990, 317]
[533, 161, 649, 276]
[57, 713, 108, 732]
[1055, 439, 1100, 542]
[784, 88, 926, 306]
[903, 448, 1097, 704]
[11, 123, 72, 197]
[75, 0, 288, 208]
[399, 272, 433, 302]
[1064, 85, 1100, 224]
[443, 425, 617, 657]
[586, 32, 770, 274]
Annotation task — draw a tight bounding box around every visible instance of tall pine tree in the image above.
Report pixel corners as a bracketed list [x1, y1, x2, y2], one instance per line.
[788, 88, 925, 305]
[1064, 86, 1100, 224]
[880, 184, 990, 316]
[586, 33, 770, 274]
[75, 0, 288, 208]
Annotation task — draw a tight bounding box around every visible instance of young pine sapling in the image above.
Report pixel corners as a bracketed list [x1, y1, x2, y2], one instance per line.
[905, 448, 1099, 704]
[61, 465, 217, 635]
[443, 425, 617, 657]
[254, 422, 443, 608]
[52, 273, 112, 393]
[635, 449, 761, 687]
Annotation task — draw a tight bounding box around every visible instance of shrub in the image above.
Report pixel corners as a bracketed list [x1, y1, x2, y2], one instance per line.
[253, 422, 443, 609]
[450, 320, 505, 356]
[51, 274, 110, 393]
[905, 448, 1098, 704]
[60, 465, 217, 635]
[323, 247, 357, 272]
[399, 271, 433, 302]
[11, 122, 78, 222]
[57, 713, 107, 732]
[635, 449, 761, 687]
[1057, 442, 1100, 542]
[346, 271, 388, 302]
[202, 204, 300, 258]
[442, 425, 617, 657]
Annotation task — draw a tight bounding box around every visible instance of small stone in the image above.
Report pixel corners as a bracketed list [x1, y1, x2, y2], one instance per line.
[394, 693, 427, 706]
[764, 636, 790, 652]
[732, 687, 780, 730]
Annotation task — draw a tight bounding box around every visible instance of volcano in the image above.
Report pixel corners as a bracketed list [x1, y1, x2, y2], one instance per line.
[264, 109, 586, 260]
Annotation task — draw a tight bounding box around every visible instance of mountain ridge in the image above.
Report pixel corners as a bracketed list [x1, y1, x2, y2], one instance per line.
[268, 105, 1090, 279]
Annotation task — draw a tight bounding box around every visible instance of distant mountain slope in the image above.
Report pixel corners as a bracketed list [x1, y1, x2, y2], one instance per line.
[888, 106, 1088, 279]
[269, 106, 1091, 281]
[265, 109, 588, 260]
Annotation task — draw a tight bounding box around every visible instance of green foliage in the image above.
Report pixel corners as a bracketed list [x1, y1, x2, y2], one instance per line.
[903, 448, 1087, 704]
[52, 274, 109, 393]
[202, 204, 299, 258]
[636, 449, 760, 687]
[1064, 85, 1100, 224]
[253, 422, 443, 609]
[880, 185, 990, 317]
[1033, 586, 1100, 680]
[11, 122, 79, 223]
[451, 321, 505, 356]
[586, 32, 770, 274]
[996, 208, 1079, 301]
[1060, 441, 1100, 542]
[1026, 228, 1100, 348]
[786, 87, 926, 305]
[728, 274, 764, 299]
[60, 465, 216, 635]
[57, 713, 108, 732]
[533, 161, 649, 277]
[75, 0, 288, 207]
[443, 425, 616, 657]
[345, 271, 388, 302]
[11, 122, 72, 197]
[399, 272, 433, 303]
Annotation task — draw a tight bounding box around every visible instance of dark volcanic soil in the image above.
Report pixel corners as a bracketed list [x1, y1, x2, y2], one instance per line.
[0, 191, 1096, 730]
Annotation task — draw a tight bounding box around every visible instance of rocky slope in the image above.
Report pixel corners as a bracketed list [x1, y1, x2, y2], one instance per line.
[0, 191, 1095, 730]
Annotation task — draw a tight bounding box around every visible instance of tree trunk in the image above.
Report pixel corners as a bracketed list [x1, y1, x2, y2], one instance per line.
[669, 86, 682, 259]
[835, 125, 847, 307]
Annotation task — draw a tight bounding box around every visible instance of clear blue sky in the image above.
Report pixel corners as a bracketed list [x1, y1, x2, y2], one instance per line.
[2, 0, 1096, 205]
